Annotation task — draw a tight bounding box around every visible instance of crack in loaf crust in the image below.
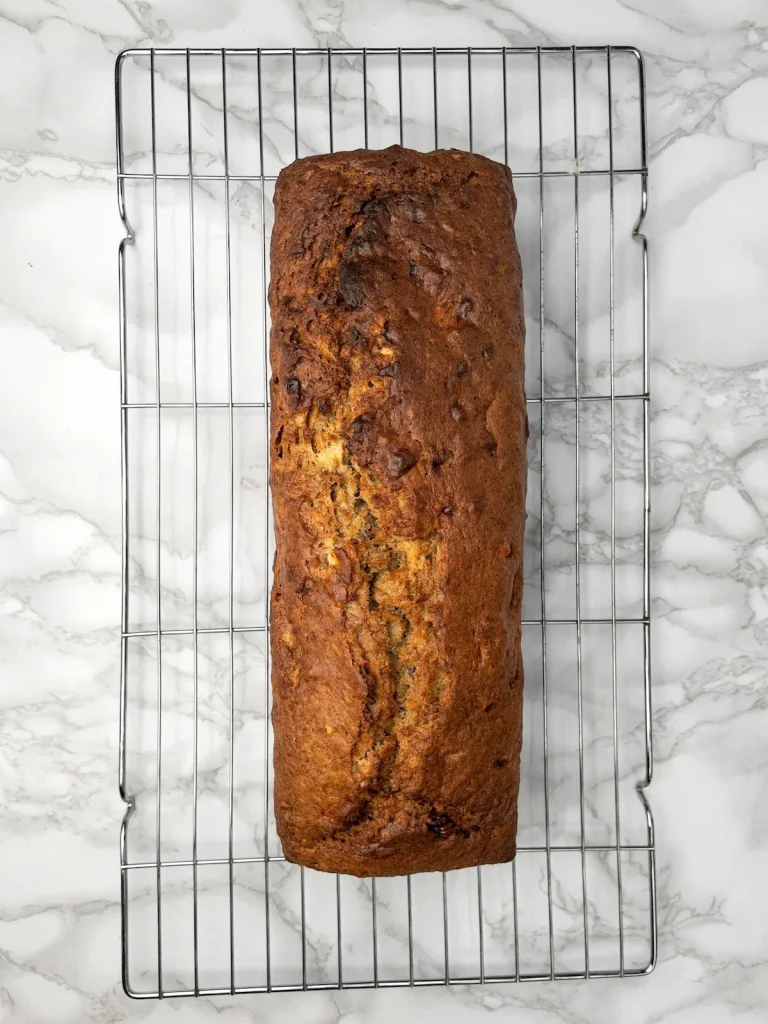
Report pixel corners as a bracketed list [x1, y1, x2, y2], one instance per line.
[269, 145, 527, 877]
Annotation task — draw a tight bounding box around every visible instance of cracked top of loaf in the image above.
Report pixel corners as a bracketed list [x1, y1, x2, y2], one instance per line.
[269, 145, 527, 877]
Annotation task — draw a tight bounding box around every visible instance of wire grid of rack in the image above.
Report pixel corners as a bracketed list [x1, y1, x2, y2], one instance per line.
[116, 45, 654, 999]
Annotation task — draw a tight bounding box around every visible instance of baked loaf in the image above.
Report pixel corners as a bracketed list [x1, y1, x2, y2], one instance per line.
[269, 145, 527, 877]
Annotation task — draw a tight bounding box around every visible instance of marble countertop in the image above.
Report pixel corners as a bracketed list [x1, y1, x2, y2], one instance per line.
[1, 0, 767, 1021]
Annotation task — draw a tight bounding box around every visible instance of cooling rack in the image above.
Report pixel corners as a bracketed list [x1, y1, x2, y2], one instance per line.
[116, 45, 654, 998]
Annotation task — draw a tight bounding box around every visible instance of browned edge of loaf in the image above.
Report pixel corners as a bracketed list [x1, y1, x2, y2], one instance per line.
[268, 145, 527, 877]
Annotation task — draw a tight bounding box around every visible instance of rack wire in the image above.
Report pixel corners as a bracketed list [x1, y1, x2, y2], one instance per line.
[116, 45, 654, 998]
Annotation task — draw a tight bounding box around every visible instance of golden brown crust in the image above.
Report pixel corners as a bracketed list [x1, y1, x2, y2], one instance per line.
[269, 145, 526, 877]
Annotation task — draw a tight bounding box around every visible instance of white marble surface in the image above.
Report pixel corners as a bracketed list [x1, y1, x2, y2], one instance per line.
[1, 0, 767, 1021]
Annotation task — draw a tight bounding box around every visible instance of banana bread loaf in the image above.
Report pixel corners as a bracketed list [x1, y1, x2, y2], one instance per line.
[269, 145, 527, 877]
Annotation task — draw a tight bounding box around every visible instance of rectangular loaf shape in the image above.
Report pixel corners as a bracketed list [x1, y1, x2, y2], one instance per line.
[269, 145, 527, 877]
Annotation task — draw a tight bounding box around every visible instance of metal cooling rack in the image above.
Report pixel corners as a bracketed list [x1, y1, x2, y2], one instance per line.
[116, 45, 654, 999]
